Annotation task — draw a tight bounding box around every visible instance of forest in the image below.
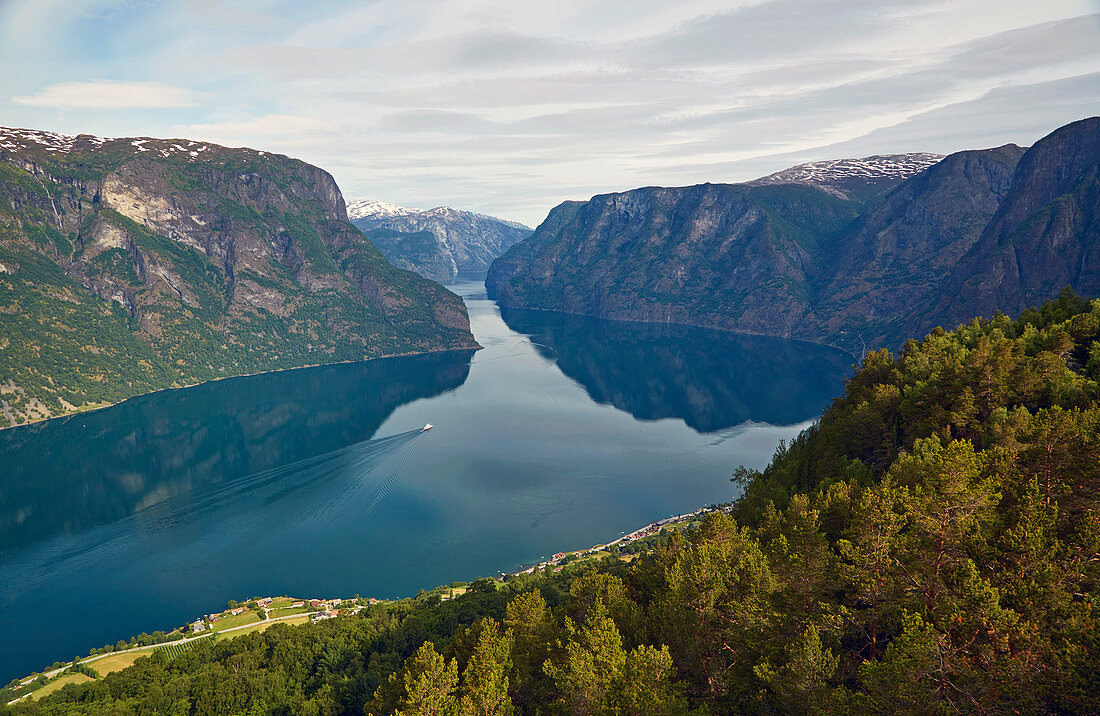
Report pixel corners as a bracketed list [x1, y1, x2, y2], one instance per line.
[4, 289, 1098, 715]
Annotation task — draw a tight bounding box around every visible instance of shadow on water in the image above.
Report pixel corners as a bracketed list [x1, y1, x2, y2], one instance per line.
[498, 307, 854, 432]
[0, 350, 475, 559]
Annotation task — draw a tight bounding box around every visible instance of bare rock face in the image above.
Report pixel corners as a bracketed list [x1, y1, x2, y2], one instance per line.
[802, 144, 1027, 351]
[0, 127, 477, 426]
[489, 117, 1100, 354]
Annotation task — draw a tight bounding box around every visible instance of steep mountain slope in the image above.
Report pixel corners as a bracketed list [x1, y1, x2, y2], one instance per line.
[487, 183, 861, 338]
[926, 116, 1100, 332]
[803, 144, 1026, 351]
[349, 199, 531, 281]
[749, 152, 944, 202]
[356, 227, 454, 283]
[489, 117, 1100, 353]
[0, 127, 477, 427]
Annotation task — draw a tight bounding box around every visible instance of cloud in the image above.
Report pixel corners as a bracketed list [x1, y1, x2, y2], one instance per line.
[176, 115, 337, 146]
[12, 81, 199, 110]
[1, 0, 1097, 226]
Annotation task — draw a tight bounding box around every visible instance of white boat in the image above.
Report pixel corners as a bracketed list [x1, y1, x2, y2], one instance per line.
[422, 423, 434, 431]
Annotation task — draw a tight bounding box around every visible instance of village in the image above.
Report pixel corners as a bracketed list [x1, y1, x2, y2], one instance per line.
[501, 504, 733, 578]
[188, 594, 378, 635]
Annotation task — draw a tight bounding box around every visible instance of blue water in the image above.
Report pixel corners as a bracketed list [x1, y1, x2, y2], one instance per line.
[0, 280, 853, 681]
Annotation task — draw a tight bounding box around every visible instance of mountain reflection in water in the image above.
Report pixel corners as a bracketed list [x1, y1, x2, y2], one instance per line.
[0, 351, 474, 557]
[499, 306, 853, 432]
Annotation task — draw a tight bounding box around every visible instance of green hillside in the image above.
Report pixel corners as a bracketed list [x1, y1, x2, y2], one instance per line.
[0, 128, 477, 427]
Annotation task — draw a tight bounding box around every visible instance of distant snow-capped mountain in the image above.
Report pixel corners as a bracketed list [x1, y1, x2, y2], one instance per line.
[346, 198, 420, 220]
[350, 199, 532, 283]
[750, 153, 945, 201]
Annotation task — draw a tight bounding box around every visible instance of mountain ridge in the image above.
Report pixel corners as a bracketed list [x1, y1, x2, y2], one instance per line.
[488, 117, 1100, 354]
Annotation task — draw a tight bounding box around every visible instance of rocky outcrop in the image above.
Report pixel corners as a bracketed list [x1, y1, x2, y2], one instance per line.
[0, 127, 478, 426]
[349, 200, 531, 281]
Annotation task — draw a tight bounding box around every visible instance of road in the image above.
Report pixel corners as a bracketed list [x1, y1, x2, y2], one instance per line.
[8, 611, 311, 705]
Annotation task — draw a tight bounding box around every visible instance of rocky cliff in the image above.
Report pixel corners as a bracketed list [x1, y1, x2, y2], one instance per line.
[0, 127, 477, 426]
[349, 199, 531, 281]
[488, 117, 1100, 354]
[926, 117, 1100, 332]
[802, 144, 1026, 350]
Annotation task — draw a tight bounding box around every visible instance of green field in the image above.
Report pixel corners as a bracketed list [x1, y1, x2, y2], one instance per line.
[216, 615, 309, 641]
[211, 611, 261, 631]
[90, 650, 152, 675]
[28, 673, 94, 701]
[267, 606, 308, 617]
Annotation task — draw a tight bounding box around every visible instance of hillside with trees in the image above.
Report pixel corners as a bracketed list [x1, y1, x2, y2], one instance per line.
[5, 290, 1099, 714]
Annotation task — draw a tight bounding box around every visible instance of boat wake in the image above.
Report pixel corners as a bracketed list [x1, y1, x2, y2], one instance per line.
[0, 428, 428, 605]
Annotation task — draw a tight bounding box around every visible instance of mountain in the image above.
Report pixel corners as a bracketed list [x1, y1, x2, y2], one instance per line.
[748, 152, 944, 202]
[487, 183, 862, 339]
[0, 127, 477, 427]
[348, 199, 531, 282]
[803, 144, 1027, 350]
[925, 116, 1100, 332]
[488, 117, 1100, 354]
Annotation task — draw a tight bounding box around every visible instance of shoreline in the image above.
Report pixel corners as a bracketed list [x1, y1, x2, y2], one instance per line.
[0, 343, 481, 433]
[499, 503, 733, 578]
[4, 504, 731, 691]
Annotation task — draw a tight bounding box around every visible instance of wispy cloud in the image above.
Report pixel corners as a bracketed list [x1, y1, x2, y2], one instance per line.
[0, 0, 1097, 225]
[12, 81, 199, 110]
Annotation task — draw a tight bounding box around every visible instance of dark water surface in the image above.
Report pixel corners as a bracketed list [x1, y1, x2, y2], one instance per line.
[0, 281, 853, 681]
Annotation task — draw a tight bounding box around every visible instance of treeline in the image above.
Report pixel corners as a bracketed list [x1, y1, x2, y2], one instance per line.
[5, 290, 1100, 714]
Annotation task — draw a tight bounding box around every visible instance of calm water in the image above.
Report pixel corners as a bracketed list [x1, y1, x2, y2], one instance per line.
[0, 280, 853, 681]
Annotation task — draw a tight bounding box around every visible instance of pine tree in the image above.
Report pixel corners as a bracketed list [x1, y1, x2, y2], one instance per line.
[459, 619, 514, 716]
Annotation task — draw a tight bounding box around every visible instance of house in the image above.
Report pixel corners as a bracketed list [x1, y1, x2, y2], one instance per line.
[191, 620, 205, 634]
[310, 611, 336, 622]
[553, 552, 566, 561]
[229, 607, 245, 616]
[291, 601, 304, 608]
[309, 599, 322, 608]
[258, 597, 273, 607]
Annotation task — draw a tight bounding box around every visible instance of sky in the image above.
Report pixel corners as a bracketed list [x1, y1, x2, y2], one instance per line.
[1, 0, 1098, 227]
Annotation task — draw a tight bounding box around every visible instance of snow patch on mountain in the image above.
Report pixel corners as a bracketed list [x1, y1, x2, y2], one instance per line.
[751, 153, 945, 188]
[0, 126, 221, 163]
[347, 198, 529, 231]
[346, 198, 422, 220]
